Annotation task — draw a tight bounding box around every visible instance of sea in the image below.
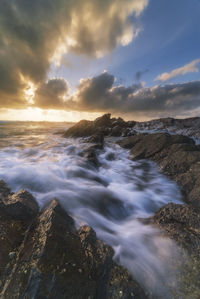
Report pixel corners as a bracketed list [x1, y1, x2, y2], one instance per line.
[0, 121, 183, 296]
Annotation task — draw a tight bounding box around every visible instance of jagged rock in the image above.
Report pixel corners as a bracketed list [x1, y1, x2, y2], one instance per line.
[0, 183, 36, 292]
[119, 133, 200, 206]
[0, 180, 12, 199]
[64, 114, 136, 139]
[146, 203, 200, 298]
[134, 116, 200, 139]
[64, 119, 95, 137]
[94, 113, 112, 127]
[110, 125, 123, 137]
[82, 146, 100, 167]
[2, 189, 39, 221]
[0, 210, 26, 282]
[87, 133, 104, 149]
[147, 203, 200, 255]
[0, 187, 148, 299]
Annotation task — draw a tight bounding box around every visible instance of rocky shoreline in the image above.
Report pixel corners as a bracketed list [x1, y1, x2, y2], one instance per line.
[0, 114, 200, 298]
[0, 181, 148, 299]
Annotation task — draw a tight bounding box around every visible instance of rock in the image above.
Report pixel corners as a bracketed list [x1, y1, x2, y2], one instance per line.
[0, 184, 147, 298]
[148, 203, 200, 255]
[8, 252, 16, 260]
[147, 203, 200, 298]
[119, 133, 200, 206]
[94, 113, 112, 127]
[0, 209, 26, 282]
[82, 146, 100, 167]
[0, 180, 12, 199]
[64, 114, 136, 139]
[0, 184, 34, 291]
[134, 116, 200, 139]
[63, 119, 95, 137]
[87, 133, 104, 149]
[2, 189, 39, 221]
[110, 125, 123, 137]
[110, 117, 128, 129]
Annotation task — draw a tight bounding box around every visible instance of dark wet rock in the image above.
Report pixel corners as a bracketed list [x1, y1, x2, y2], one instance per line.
[64, 114, 136, 139]
[87, 133, 104, 150]
[146, 203, 200, 298]
[119, 133, 200, 206]
[0, 184, 37, 293]
[0, 183, 147, 299]
[110, 125, 123, 137]
[148, 203, 200, 255]
[94, 113, 112, 127]
[81, 145, 100, 167]
[0, 180, 12, 199]
[87, 133, 104, 144]
[1, 189, 39, 221]
[63, 119, 95, 137]
[0, 209, 26, 282]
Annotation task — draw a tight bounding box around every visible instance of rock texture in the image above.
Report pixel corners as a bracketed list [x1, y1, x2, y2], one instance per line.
[119, 133, 200, 207]
[147, 203, 200, 298]
[0, 181, 148, 299]
[134, 116, 200, 139]
[147, 203, 200, 255]
[63, 114, 200, 140]
[63, 114, 136, 138]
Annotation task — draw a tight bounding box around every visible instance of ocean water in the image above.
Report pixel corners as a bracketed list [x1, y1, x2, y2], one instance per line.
[0, 121, 183, 296]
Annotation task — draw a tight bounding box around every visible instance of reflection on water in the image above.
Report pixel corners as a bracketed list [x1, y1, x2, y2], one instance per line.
[0, 121, 73, 148]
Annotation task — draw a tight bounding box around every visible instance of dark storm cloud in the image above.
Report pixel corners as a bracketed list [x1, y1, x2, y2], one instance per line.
[67, 72, 200, 117]
[0, 0, 148, 108]
[34, 79, 69, 109]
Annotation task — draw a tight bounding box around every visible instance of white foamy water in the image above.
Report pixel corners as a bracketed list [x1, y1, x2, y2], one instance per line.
[0, 122, 183, 297]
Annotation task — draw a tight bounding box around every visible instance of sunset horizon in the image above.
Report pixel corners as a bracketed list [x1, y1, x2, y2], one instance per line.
[0, 0, 200, 122]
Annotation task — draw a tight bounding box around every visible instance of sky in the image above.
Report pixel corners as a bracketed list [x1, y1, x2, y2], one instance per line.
[0, 0, 200, 122]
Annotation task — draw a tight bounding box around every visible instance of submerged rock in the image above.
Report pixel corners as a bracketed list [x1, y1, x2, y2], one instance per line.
[1, 189, 39, 221]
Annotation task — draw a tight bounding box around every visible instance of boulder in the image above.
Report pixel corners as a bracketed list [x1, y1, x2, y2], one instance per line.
[110, 125, 123, 137]
[87, 133, 104, 149]
[82, 146, 100, 167]
[2, 189, 39, 221]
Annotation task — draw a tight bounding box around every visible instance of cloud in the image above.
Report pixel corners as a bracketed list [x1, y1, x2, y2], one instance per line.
[0, 0, 148, 108]
[155, 59, 200, 82]
[65, 72, 200, 118]
[34, 79, 69, 109]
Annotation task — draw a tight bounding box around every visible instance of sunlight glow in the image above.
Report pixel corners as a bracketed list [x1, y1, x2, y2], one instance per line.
[0, 108, 102, 122]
